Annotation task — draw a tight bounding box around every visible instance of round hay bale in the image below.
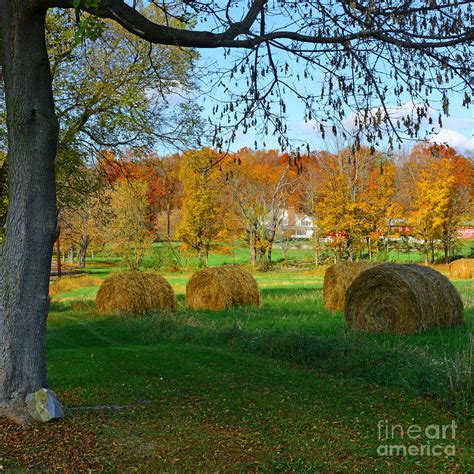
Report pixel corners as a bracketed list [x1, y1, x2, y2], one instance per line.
[186, 265, 261, 310]
[449, 258, 474, 279]
[96, 272, 176, 315]
[323, 261, 377, 311]
[344, 264, 464, 334]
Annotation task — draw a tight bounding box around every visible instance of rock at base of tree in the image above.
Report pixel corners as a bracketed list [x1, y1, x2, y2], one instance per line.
[26, 388, 64, 422]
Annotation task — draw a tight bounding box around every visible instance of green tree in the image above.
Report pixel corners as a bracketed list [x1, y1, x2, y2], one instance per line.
[46, 9, 202, 155]
[0, 8, 203, 238]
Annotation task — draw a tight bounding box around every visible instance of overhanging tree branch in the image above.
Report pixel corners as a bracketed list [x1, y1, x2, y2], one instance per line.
[46, 0, 474, 49]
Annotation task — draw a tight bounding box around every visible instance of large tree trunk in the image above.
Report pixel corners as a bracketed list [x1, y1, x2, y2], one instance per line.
[0, 1, 59, 422]
[267, 244, 273, 264]
[0, 158, 7, 233]
[78, 247, 87, 268]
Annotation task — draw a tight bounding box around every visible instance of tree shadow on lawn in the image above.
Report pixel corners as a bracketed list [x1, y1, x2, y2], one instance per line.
[47, 306, 472, 417]
[42, 341, 472, 472]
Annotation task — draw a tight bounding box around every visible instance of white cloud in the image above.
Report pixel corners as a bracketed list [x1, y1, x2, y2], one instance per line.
[292, 101, 473, 152]
[296, 101, 431, 134]
[429, 129, 474, 151]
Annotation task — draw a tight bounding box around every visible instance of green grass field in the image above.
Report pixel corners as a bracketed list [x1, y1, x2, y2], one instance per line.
[1, 259, 473, 471]
[92, 238, 474, 270]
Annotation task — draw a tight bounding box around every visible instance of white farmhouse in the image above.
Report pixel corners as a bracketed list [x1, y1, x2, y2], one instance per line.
[280, 206, 316, 239]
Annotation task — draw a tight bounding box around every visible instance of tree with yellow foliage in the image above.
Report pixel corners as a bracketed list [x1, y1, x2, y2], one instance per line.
[314, 148, 396, 261]
[359, 160, 397, 259]
[107, 180, 153, 271]
[176, 149, 224, 267]
[408, 159, 455, 264]
[404, 144, 472, 263]
[60, 190, 112, 268]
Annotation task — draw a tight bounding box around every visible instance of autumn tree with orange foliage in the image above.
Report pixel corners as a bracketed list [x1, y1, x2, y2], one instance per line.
[145, 154, 182, 241]
[224, 148, 300, 266]
[401, 144, 473, 263]
[313, 147, 396, 262]
[102, 151, 183, 240]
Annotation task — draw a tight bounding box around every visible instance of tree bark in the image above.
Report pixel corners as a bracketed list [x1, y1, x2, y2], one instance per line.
[423, 242, 429, 265]
[78, 234, 90, 268]
[347, 237, 353, 261]
[442, 234, 451, 264]
[78, 247, 86, 268]
[0, 1, 59, 422]
[55, 237, 62, 277]
[267, 227, 277, 264]
[0, 158, 7, 233]
[249, 229, 257, 267]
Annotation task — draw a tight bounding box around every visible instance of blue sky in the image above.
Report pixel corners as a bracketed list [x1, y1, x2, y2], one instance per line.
[195, 46, 473, 154]
[179, 0, 473, 155]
